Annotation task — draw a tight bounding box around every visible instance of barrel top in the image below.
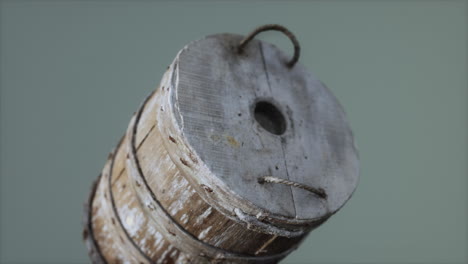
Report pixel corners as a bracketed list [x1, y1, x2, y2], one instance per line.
[168, 34, 359, 220]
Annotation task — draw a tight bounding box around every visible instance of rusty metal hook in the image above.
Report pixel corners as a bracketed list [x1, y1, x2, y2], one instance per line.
[258, 176, 327, 199]
[238, 24, 301, 68]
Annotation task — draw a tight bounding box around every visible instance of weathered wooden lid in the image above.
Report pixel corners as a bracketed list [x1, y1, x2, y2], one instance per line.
[157, 26, 359, 228]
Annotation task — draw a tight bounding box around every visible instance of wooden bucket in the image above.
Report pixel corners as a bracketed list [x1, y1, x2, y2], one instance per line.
[83, 24, 359, 264]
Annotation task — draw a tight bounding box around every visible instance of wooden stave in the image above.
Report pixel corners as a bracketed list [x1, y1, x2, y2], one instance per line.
[83, 89, 302, 263]
[125, 89, 300, 262]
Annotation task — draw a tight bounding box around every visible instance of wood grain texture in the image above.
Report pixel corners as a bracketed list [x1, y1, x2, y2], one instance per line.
[83, 32, 359, 263]
[133, 89, 305, 258]
[162, 34, 359, 222]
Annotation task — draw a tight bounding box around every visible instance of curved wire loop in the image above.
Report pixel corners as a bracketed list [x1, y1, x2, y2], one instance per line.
[238, 24, 301, 68]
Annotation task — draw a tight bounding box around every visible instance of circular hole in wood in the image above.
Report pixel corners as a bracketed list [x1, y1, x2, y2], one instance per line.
[254, 101, 286, 135]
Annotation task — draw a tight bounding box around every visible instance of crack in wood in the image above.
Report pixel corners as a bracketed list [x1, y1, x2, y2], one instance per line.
[260, 41, 298, 217]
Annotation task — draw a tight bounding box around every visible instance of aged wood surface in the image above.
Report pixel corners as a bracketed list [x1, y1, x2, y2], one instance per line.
[83, 31, 359, 263]
[136, 89, 305, 255]
[161, 34, 359, 222]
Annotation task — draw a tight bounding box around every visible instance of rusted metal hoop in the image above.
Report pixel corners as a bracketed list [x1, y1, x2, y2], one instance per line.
[238, 24, 301, 68]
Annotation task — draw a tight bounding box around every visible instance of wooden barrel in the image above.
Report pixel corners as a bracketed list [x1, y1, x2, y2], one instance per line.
[83, 25, 359, 264]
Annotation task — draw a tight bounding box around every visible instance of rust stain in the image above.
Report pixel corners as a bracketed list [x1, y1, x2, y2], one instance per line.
[201, 184, 213, 193]
[189, 152, 198, 164]
[167, 229, 176, 236]
[226, 135, 240, 148]
[144, 236, 155, 252]
[180, 158, 190, 168]
[168, 136, 177, 144]
[210, 134, 220, 142]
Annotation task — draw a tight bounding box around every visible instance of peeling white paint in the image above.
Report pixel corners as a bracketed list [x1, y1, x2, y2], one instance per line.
[196, 207, 212, 225]
[198, 226, 212, 240]
[180, 214, 189, 224]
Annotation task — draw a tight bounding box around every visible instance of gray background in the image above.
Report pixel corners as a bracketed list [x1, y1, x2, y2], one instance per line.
[1, 1, 467, 263]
